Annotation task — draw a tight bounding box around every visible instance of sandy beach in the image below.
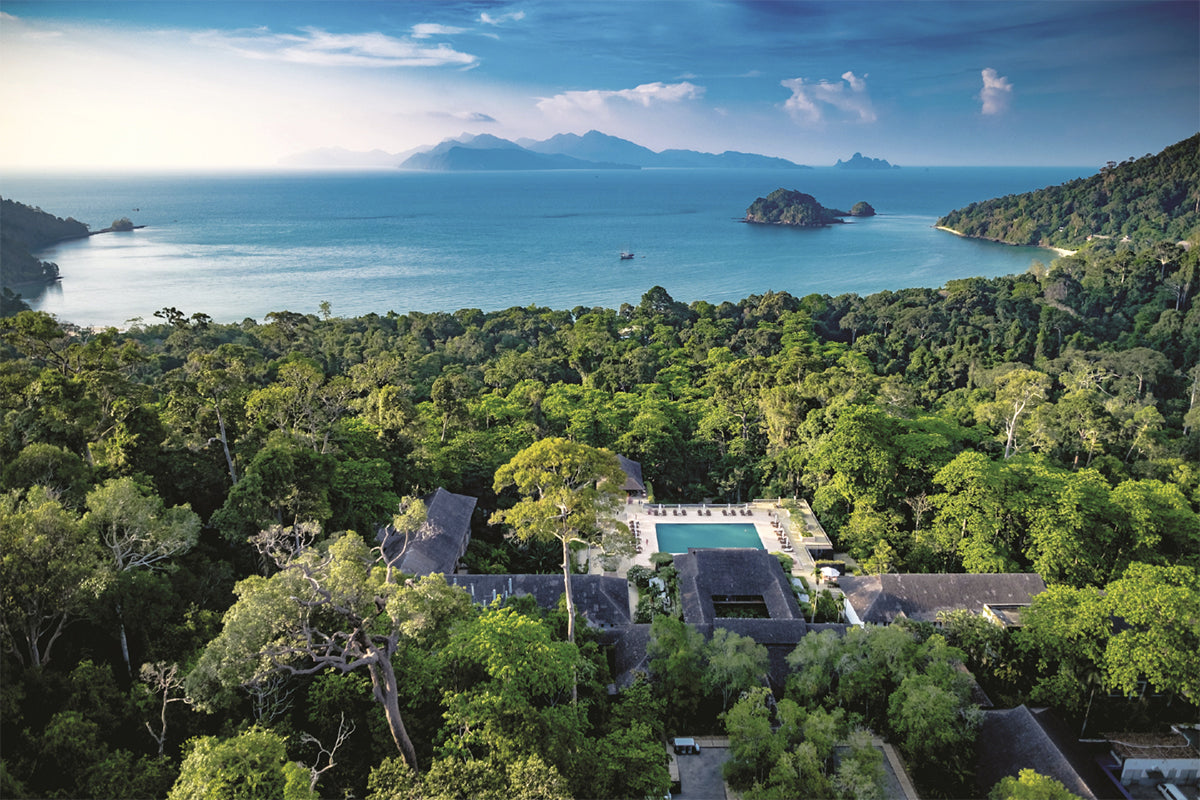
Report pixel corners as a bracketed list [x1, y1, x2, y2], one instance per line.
[935, 225, 1076, 257]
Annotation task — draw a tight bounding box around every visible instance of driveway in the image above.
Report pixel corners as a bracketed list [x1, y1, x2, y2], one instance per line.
[675, 740, 731, 799]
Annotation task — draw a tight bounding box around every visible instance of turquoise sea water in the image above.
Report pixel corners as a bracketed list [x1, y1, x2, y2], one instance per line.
[0, 167, 1089, 327]
[654, 522, 763, 553]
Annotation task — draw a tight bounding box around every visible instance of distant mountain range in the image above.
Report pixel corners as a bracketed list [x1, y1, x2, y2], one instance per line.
[281, 131, 811, 171]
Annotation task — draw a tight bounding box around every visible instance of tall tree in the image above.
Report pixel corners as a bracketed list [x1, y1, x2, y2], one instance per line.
[977, 368, 1051, 458]
[647, 615, 708, 729]
[166, 344, 264, 486]
[83, 477, 201, 674]
[491, 438, 628, 647]
[704, 627, 769, 710]
[0, 487, 108, 668]
[439, 605, 582, 769]
[1102, 563, 1200, 704]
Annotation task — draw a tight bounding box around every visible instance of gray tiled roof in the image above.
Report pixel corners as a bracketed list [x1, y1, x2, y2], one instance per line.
[617, 454, 646, 493]
[675, 548, 804, 625]
[712, 619, 811, 646]
[840, 573, 1047, 625]
[376, 487, 476, 577]
[446, 573, 632, 629]
[976, 705, 1105, 800]
[611, 623, 653, 687]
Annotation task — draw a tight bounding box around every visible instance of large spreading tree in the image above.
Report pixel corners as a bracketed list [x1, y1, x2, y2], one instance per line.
[186, 531, 474, 771]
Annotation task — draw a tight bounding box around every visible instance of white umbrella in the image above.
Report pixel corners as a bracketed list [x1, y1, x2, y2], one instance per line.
[820, 566, 840, 578]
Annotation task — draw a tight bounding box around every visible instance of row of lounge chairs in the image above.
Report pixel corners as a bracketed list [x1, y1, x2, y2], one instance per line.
[643, 505, 756, 516]
[644, 506, 756, 516]
[773, 518, 794, 551]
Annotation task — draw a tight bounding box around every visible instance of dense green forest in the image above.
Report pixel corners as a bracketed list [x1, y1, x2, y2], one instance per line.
[2, 156, 1199, 798]
[937, 133, 1200, 248]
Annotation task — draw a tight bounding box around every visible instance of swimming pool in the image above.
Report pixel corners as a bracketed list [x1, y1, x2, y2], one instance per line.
[654, 523, 764, 553]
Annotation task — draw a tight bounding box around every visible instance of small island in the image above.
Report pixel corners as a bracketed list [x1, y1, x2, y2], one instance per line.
[744, 188, 874, 227]
[835, 152, 899, 170]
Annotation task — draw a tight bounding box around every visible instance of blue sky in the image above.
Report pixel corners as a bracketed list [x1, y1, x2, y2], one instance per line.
[1, 0, 1196, 169]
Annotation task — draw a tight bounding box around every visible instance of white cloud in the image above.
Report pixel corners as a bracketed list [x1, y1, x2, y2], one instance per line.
[429, 110, 498, 123]
[537, 81, 704, 115]
[980, 67, 1013, 115]
[781, 71, 876, 124]
[192, 26, 477, 68]
[0, 11, 63, 39]
[480, 10, 526, 26]
[411, 23, 466, 39]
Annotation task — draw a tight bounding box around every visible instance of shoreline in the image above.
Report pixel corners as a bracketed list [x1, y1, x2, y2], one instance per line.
[935, 225, 1076, 257]
[87, 224, 147, 237]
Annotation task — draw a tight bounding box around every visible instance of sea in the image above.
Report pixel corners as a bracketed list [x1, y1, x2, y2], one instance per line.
[0, 166, 1090, 328]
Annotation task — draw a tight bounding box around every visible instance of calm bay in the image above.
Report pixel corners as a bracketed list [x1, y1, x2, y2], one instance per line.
[1, 166, 1089, 327]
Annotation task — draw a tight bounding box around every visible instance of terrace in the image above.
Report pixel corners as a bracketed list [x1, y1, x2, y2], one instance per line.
[600, 498, 834, 585]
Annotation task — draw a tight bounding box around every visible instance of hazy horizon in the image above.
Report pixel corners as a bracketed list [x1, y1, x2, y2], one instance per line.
[1, 1, 1196, 171]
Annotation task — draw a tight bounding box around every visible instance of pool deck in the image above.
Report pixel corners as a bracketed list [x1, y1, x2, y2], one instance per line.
[595, 499, 832, 582]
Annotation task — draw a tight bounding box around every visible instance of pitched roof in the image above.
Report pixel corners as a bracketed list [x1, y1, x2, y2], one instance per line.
[840, 573, 1047, 625]
[976, 705, 1109, 800]
[674, 548, 804, 625]
[376, 487, 476, 576]
[617, 454, 646, 493]
[611, 623, 654, 687]
[446, 573, 632, 629]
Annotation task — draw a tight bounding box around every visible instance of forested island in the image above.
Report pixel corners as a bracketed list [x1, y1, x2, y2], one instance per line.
[744, 188, 874, 226]
[1, 143, 1198, 800]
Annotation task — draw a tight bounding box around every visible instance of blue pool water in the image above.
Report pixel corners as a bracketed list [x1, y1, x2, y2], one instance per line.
[655, 522, 763, 553]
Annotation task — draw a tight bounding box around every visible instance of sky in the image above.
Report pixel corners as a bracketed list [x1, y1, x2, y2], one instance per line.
[0, 0, 1196, 170]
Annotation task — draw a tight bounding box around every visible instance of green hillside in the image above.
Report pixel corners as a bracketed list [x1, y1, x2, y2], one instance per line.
[0, 198, 89, 287]
[937, 133, 1200, 249]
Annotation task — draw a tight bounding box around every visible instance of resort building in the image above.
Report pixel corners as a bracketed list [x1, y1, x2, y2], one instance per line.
[975, 705, 1110, 800]
[674, 548, 820, 690]
[375, 487, 476, 576]
[839, 573, 1047, 626]
[447, 573, 632, 631]
[616, 454, 647, 500]
[1106, 730, 1200, 787]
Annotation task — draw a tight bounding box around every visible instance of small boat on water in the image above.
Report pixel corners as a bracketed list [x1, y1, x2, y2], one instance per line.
[619, 251, 635, 260]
